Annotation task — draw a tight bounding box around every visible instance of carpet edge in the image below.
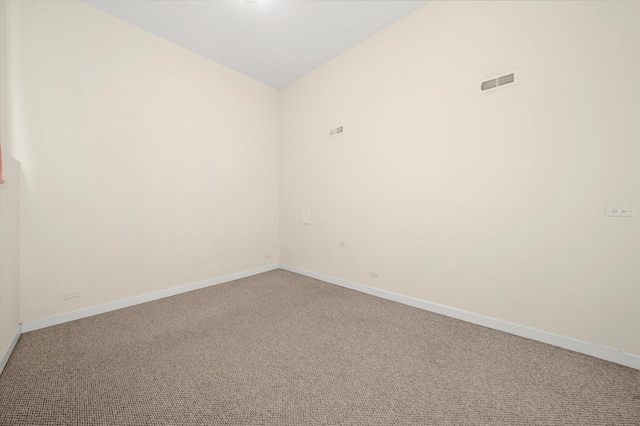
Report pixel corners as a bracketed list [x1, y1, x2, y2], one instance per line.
[0, 324, 21, 377]
[280, 264, 640, 370]
[21, 264, 280, 333]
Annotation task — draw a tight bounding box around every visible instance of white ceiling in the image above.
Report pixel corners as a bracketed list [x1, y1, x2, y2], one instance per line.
[83, 0, 428, 88]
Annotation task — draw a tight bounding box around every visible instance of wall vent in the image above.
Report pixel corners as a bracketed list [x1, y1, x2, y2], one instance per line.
[481, 72, 516, 92]
[329, 126, 344, 137]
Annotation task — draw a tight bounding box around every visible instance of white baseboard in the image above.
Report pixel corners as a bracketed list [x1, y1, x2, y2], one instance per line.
[0, 324, 22, 376]
[21, 264, 280, 333]
[280, 264, 640, 370]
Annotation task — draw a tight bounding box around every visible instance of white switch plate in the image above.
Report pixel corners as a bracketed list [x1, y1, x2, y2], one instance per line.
[63, 291, 80, 300]
[606, 206, 633, 217]
[370, 272, 379, 278]
[301, 209, 313, 224]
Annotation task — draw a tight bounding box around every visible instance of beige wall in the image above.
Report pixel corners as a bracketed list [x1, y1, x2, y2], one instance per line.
[0, 154, 20, 355]
[7, 0, 279, 323]
[1, 0, 21, 357]
[280, 1, 640, 355]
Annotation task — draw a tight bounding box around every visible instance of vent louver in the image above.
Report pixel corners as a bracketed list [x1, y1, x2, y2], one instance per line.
[481, 72, 516, 92]
[329, 126, 344, 137]
[481, 79, 498, 91]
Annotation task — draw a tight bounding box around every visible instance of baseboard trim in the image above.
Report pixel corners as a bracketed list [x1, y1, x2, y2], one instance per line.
[280, 264, 640, 370]
[21, 264, 280, 333]
[0, 324, 22, 376]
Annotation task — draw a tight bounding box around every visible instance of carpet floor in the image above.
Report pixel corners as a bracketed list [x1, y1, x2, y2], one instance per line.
[0, 269, 638, 425]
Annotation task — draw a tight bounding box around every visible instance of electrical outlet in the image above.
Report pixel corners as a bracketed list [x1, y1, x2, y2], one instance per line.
[606, 206, 633, 217]
[370, 272, 379, 278]
[63, 291, 80, 300]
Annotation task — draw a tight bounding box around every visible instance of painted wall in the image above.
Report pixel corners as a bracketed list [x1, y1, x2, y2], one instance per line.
[280, 1, 640, 355]
[0, 154, 20, 357]
[7, 0, 279, 323]
[0, 0, 21, 360]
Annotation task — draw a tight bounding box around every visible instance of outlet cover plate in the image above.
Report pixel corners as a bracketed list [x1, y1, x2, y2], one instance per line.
[606, 206, 633, 217]
[301, 209, 313, 224]
[63, 291, 80, 300]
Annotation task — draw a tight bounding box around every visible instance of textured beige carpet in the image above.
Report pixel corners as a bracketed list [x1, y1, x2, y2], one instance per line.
[0, 270, 638, 425]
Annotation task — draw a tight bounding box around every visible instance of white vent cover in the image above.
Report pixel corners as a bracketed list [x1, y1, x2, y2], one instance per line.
[481, 72, 516, 92]
[329, 126, 344, 137]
